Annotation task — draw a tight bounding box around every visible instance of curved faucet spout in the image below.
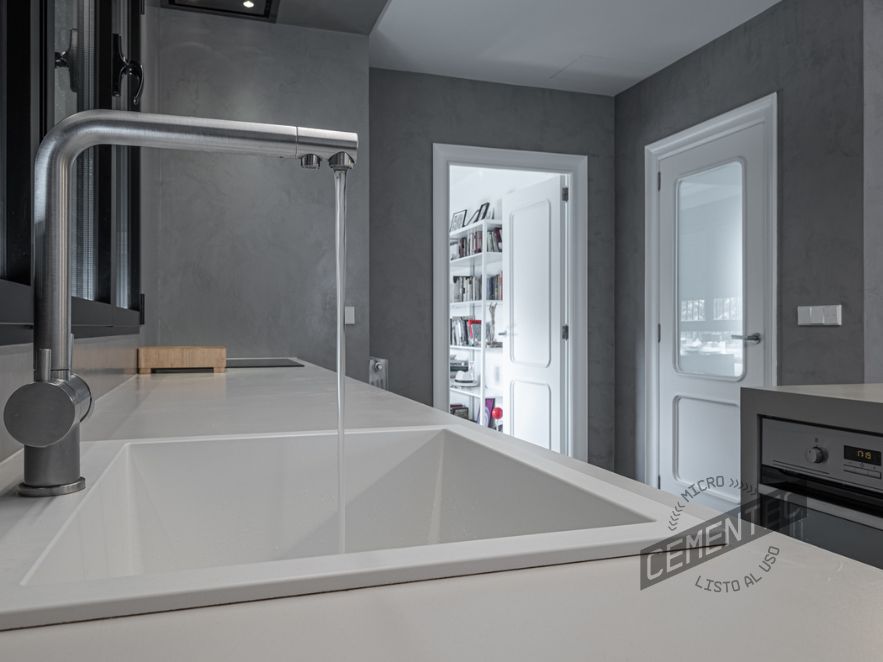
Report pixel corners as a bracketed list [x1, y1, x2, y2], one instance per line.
[5, 109, 358, 496]
[34, 109, 357, 378]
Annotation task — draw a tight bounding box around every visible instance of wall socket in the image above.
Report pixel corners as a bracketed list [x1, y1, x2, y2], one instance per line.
[797, 305, 842, 326]
[345, 306, 355, 325]
[369, 356, 388, 390]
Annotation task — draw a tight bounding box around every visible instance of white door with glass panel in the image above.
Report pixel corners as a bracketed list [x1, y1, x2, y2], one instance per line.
[500, 176, 566, 453]
[656, 112, 774, 511]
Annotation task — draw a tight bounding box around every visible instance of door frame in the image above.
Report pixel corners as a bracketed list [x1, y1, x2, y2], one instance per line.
[432, 144, 589, 461]
[643, 94, 778, 487]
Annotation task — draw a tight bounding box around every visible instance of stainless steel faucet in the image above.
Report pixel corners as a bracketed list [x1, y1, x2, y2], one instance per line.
[3, 109, 357, 496]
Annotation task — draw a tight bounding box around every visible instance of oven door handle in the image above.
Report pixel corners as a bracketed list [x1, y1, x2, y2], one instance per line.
[759, 484, 883, 531]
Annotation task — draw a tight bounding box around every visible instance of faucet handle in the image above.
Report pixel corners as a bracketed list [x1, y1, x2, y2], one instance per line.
[4, 376, 92, 449]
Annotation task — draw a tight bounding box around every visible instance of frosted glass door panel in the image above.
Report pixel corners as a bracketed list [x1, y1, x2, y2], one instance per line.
[676, 161, 744, 379]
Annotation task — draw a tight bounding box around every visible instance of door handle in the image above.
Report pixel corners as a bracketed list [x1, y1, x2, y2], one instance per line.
[731, 333, 762, 345]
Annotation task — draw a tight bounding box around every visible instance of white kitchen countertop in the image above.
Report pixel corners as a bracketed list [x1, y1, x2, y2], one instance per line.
[1, 364, 882, 660]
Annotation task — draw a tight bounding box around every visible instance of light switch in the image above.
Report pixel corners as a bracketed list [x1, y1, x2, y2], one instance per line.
[821, 305, 842, 326]
[345, 306, 355, 325]
[797, 305, 842, 327]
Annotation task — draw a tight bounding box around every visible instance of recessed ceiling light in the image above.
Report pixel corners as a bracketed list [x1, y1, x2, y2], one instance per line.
[243, 0, 255, 7]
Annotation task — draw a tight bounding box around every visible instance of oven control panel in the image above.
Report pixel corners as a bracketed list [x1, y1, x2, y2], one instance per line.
[761, 418, 883, 493]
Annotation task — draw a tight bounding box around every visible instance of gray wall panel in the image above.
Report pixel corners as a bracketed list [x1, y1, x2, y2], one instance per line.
[369, 69, 615, 468]
[143, 9, 370, 379]
[614, 0, 865, 478]
[865, 0, 883, 381]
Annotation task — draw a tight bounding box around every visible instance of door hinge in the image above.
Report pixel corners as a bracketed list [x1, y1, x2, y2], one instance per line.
[139, 293, 146, 325]
[657, 171, 662, 191]
[561, 186, 569, 202]
[657, 475, 661, 489]
[561, 324, 570, 340]
[657, 323, 661, 343]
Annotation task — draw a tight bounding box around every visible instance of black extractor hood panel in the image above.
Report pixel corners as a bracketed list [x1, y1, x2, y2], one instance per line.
[164, 0, 278, 22]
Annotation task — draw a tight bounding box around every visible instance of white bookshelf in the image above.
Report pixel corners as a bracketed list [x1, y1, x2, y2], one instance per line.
[449, 385, 481, 399]
[448, 216, 505, 427]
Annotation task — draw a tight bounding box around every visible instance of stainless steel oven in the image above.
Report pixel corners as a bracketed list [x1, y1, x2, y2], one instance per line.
[758, 418, 883, 569]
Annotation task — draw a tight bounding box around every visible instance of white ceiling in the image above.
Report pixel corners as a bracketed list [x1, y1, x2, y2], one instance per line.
[450, 166, 557, 214]
[276, 0, 389, 34]
[370, 0, 781, 95]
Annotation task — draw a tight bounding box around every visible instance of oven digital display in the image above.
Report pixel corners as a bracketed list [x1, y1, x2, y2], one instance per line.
[843, 445, 882, 466]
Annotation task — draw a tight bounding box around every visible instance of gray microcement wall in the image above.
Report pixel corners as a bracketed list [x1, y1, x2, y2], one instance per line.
[614, 0, 865, 479]
[864, 0, 883, 382]
[369, 69, 616, 468]
[142, 9, 370, 379]
[135, 1, 875, 479]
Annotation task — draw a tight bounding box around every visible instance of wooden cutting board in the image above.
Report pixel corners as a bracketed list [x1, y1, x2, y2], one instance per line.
[138, 346, 227, 374]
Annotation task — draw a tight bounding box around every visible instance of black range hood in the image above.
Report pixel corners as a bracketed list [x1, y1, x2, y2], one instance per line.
[163, 0, 278, 22]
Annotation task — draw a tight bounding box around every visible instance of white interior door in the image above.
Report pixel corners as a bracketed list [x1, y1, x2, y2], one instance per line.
[501, 176, 566, 453]
[657, 119, 773, 511]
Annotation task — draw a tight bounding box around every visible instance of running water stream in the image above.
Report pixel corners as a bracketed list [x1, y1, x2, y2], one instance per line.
[332, 162, 350, 554]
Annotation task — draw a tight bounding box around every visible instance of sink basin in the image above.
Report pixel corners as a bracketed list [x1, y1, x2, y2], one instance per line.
[0, 426, 699, 629]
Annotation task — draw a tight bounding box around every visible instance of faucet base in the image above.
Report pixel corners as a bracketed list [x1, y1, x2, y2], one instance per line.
[19, 477, 85, 497]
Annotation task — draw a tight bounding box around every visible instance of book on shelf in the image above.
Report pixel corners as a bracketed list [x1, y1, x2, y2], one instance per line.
[450, 230, 484, 260]
[486, 227, 503, 253]
[450, 227, 502, 259]
[451, 275, 482, 302]
[482, 397, 499, 429]
[449, 357, 469, 373]
[449, 404, 470, 419]
[486, 273, 503, 301]
[467, 320, 482, 346]
[450, 317, 481, 347]
[449, 317, 484, 348]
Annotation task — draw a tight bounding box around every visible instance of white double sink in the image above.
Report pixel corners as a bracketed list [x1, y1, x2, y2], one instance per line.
[0, 426, 699, 630]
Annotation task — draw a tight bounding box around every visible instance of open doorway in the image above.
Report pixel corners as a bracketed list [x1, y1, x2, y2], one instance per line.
[432, 145, 588, 459]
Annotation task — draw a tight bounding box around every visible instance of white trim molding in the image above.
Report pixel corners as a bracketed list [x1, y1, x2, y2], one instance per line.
[642, 93, 778, 487]
[432, 144, 589, 461]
